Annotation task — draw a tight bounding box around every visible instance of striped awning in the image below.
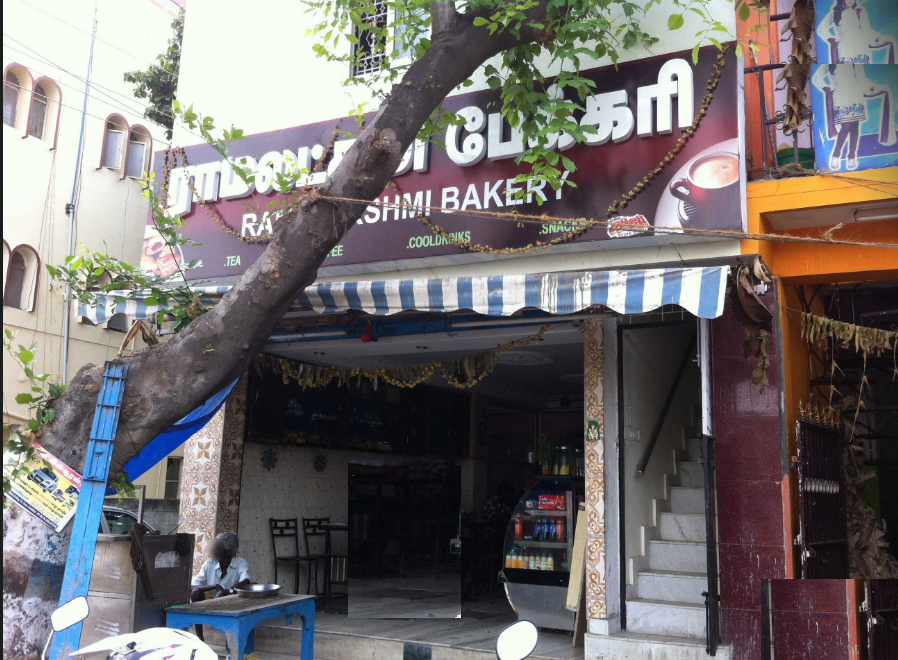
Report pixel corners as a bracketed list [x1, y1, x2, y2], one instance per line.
[77, 266, 729, 323]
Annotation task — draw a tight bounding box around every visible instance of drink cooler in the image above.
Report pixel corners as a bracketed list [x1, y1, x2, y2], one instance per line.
[500, 476, 579, 631]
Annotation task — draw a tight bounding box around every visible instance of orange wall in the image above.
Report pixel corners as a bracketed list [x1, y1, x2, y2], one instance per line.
[745, 168, 898, 283]
[747, 168, 897, 579]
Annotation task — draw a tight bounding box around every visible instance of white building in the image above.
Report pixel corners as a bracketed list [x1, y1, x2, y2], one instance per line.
[3, 0, 179, 484]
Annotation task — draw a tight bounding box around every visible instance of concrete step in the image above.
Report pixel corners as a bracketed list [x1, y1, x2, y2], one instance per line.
[587, 631, 731, 660]
[635, 570, 708, 605]
[685, 438, 702, 462]
[670, 487, 705, 514]
[658, 512, 706, 543]
[648, 540, 707, 573]
[677, 461, 704, 488]
[625, 599, 707, 639]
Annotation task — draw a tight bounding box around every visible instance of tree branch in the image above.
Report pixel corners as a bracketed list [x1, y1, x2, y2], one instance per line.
[38, 2, 553, 481]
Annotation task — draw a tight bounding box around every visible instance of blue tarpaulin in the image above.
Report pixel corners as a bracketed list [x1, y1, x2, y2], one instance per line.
[106, 378, 240, 494]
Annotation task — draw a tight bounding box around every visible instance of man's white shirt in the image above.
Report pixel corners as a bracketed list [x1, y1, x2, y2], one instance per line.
[191, 556, 251, 589]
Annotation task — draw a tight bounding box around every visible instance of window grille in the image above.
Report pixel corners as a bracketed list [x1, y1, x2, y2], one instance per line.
[351, 0, 388, 76]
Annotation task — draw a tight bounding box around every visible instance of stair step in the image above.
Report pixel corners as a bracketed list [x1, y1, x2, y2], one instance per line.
[587, 631, 732, 660]
[685, 438, 702, 461]
[649, 540, 707, 573]
[636, 570, 708, 605]
[659, 513, 706, 542]
[625, 599, 707, 639]
[678, 461, 704, 488]
[670, 487, 705, 514]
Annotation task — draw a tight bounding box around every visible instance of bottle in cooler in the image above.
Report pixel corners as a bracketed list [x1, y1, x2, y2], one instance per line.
[547, 552, 555, 571]
[534, 519, 542, 540]
[556, 517, 565, 542]
[547, 518, 556, 540]
[514, 514, 523, 541]
[540, 551, 548, 571]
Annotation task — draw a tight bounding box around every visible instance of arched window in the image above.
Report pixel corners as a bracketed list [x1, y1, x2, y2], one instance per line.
[101, 114, 129, 171]
[3, 64, 33, 132]
[3, 246, 40, 311]
[125, 125, 152, 179]
[28, 84, 47, 139]
[2, 240, 10, 293]
[3, 72, 19, 127]
[5, 253, 27, 309]
[25, 78, 61, 146]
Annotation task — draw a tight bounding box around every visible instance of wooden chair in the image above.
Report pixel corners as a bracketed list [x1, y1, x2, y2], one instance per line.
[269, 518, 323, 595]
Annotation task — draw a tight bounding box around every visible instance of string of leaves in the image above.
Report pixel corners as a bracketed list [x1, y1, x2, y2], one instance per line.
[254, 323, 553, 390]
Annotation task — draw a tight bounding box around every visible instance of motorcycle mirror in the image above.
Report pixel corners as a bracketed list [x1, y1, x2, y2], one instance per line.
[51, 596, 90, 632]
[496, 620, 539, 660]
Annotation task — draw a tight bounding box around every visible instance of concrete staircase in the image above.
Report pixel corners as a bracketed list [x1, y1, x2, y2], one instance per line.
[588, 432, 731, 660]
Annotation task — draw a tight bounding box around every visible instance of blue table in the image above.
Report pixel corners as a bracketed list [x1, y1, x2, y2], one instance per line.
[166, 593, 316, 660]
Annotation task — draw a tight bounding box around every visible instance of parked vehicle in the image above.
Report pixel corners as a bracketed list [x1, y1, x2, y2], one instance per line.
[52, 489, 67, 504]
[496, 620, 539, 660]
[44, 597, 216, 660]
[27, 467, 58, 493]
[65, 485, 79, 500]
[100, 507, 158, 535]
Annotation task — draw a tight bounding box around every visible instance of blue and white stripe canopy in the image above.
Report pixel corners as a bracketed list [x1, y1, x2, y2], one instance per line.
[77, 266, 729, 323]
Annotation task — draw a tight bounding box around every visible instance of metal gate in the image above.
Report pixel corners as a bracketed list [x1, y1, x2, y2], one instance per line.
[867, 579, 898, 660]
[795, 418, 848, 578]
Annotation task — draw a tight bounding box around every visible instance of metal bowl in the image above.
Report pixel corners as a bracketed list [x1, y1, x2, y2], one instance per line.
[235, 584, 281, 598]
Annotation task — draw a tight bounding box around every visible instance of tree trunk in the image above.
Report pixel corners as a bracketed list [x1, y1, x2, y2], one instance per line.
[3, 4, 549, 656]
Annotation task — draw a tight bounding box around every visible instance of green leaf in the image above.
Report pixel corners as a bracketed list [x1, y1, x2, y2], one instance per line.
[692, 43, 701, 64]
[735, 42, 743, 57]
[668, 14, 685, 30]
[15, 393, 34, 404]
[42, 409, 56, 423]
[473, 17, 489, 26]
[739, 2, 751, 21]
[18, 349, 34, 364]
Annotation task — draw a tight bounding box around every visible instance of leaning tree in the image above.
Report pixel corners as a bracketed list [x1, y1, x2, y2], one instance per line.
[3, 0, 751, 655]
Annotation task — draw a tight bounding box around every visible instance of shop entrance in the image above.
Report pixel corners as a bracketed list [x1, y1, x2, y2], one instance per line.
[238, 314, 588, 640]
[616, 318, 713, 642]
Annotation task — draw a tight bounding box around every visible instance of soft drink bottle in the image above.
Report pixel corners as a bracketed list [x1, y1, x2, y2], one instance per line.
[534, 519, 543, 540]
[547, 552, 555, 571]
[540, 551, 548, 571]
[556, 517, 565, 542]
[514, 514, 523, 541]
[547, 519, 556, 540]
[506, 549, 514, 568]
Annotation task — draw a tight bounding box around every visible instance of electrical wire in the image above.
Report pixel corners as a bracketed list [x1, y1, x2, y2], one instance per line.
[14, 0, 180, 79]
[3, 37, 178, 123]
[1, 76, 172, 146]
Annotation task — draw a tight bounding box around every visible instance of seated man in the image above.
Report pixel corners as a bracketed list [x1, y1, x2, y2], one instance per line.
[190, 531, 252, 642]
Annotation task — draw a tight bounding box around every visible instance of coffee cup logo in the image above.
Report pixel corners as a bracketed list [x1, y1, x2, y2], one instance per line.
[669, 152, 739, 218]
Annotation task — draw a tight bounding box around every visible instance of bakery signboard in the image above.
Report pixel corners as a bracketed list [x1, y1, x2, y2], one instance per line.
[144, 46, 744, 279]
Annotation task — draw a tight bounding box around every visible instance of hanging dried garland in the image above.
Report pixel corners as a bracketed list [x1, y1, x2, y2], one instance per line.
[254, 324, 553, 390]
[409, 46, 730, 256]
[799, 312, 898, 578]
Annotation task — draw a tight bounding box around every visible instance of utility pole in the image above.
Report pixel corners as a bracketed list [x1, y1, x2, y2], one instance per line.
[62, 4, 97, 385]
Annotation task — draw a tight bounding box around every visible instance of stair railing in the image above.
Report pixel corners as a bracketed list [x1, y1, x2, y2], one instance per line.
[700, 432, 720, 656]
[636, 335, 697, 475]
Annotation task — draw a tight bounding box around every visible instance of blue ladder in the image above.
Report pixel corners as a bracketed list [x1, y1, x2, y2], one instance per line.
[50, 361, 129, 660]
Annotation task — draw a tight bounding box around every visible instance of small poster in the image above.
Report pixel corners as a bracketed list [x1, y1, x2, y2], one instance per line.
[811, 64, 898, 172]
[3, 441, 81, 532]
[815, 0, 897, 64]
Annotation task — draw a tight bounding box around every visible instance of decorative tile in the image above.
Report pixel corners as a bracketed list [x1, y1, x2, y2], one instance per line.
[582, 319, 608, 622]
[176, 378, 247, 570]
